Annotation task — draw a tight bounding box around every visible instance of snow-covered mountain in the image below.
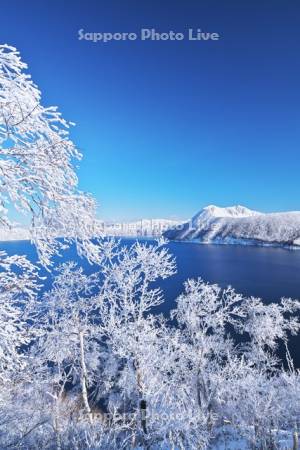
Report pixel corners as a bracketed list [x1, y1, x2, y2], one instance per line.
[164, 205, 300, 248]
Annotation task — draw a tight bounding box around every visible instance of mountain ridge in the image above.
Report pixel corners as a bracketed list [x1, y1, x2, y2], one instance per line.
[164, 205, 300, 248]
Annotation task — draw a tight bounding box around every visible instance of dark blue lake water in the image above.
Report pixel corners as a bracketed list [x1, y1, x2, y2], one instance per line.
[2, 239, 300, 366]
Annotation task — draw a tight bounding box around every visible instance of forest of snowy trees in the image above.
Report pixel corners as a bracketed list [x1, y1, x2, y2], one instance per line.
[0, 45, 300, 449]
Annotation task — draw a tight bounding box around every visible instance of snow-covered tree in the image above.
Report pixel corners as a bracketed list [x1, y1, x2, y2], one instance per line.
[7, 263, 101, 448]
[172, 279, 300, 449]
[91, 239, 177, 447]
[0, 44, 101, 265]
[1, 44, 300, 450]
[0, 43, 103, 407]
[1, 239, 299, 449]
[0, 251, 39, 382]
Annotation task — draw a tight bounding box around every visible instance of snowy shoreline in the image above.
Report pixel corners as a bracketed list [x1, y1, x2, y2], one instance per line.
[170, 237, 300, 250]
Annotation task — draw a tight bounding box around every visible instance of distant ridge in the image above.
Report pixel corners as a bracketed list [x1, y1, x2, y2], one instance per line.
[0, 227, 29, 241]
[0, 219, 185, 241]
[102, 218, 184, 237]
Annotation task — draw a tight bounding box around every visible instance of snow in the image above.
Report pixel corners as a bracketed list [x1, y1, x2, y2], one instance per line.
[0, 220, 184, 241]
[164, 205, 300, 248]
[212, 429, 293, 450]
[102, 218, 184, 236]
[0, 227, 29, 241]
[0, 44, 101, 266]
[1, 44, 300, 450]
[193, 204, 260, 222]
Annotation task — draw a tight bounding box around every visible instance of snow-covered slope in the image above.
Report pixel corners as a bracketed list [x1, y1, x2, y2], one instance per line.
[164, 205, 300, 248]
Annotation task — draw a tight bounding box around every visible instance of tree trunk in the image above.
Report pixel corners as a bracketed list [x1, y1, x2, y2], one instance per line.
[140, 399, 147, 434]
[53, 406, 62, 450]
[135, 363, 148, 435]
[268, 427, 275, 450]
[293, 430, 299, 450]
[79, 331, 93, 423]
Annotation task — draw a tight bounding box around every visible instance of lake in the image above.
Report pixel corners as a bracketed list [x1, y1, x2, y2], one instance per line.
[2, 238, 300, 366]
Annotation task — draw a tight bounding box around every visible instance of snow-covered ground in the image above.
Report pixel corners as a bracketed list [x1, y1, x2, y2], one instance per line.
[164, 205, 300, 249]
[211, 426, 294, 450]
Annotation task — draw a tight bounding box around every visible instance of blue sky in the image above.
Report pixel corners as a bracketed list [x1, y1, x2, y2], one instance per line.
[2, 0, 300, 220]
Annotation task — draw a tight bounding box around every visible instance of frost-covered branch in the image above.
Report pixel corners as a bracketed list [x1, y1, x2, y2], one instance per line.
[0, 44, 101, 265]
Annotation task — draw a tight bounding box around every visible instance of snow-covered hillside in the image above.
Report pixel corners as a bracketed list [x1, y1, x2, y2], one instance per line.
[164, 205, 300, 248]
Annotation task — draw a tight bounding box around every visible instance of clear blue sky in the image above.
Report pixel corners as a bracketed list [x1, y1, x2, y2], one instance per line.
[2, 0, 300, 220]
